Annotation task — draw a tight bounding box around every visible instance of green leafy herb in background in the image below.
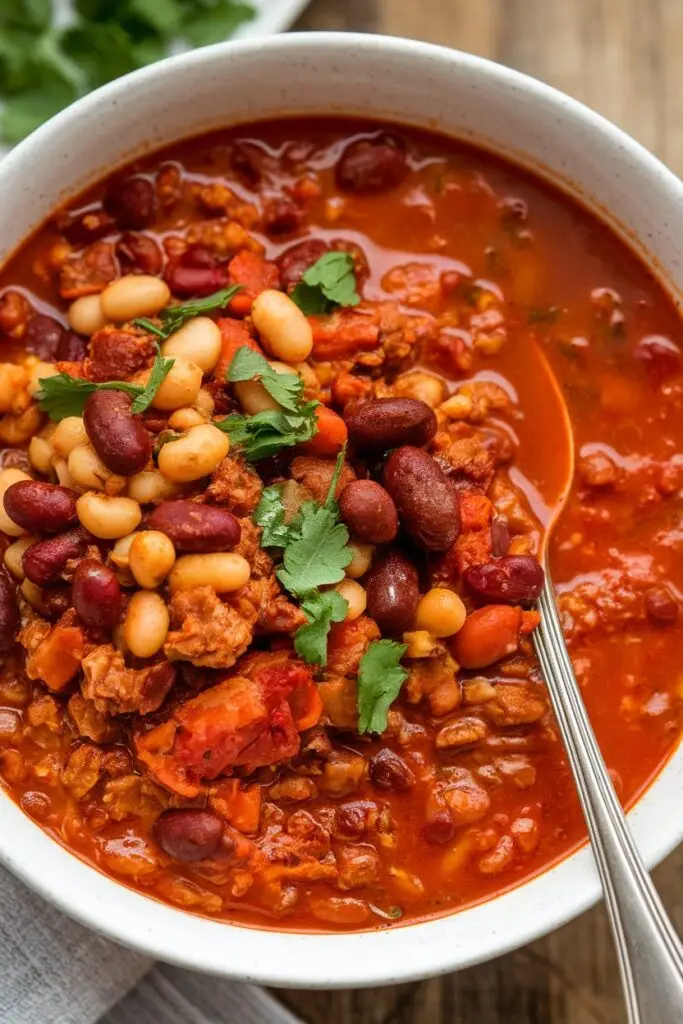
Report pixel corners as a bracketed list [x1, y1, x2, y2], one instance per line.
[291, 252, 361, 316]
[0, 0, 256, 143]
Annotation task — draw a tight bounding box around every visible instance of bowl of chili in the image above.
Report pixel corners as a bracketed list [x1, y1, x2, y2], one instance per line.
[0, 32, 682, 988]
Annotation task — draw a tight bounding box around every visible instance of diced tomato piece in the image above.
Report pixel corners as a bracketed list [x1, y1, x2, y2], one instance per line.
[458, 492, 493, 532]
[209, 779, 263, 835]
[215, 316, 261, 382]
[299, 405, 348, 457]
[228, 251, 280, 314]
[311, 310, 379, 360]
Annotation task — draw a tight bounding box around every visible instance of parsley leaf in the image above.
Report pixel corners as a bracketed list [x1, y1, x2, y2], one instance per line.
[227, 347, 304, 413]
[291, 252, 361, 315]
[253, 485, 293, 548]
[181, 0, 255, 46]
[294, 589, 348, 666]
[215, 402, 318, 462]
[133, 285, 242, 340]
[35, 346, 174, 420]
[357, 640, 409, 735]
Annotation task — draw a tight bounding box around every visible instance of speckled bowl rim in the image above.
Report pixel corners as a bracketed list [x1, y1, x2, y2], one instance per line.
[0, 33, 682, 989]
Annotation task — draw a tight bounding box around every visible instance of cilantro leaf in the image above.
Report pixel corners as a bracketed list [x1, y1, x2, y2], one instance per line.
[215, 401, 319, 462]
[1, 84, 77, 143]
[181, 0, 255, 47]
[253, 485, 293, 548]
[295, 589, 348, 666]
[276, 501, 352, 597]
[132, 285, 242, 340]
[35, 347, 173, 420]
[227, 347, 304, 413]
[291, 252, 361, 316]
[357, 640, 409, 735]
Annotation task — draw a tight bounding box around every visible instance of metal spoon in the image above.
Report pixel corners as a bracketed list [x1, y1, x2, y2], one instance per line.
[528, 343, 683, 1022]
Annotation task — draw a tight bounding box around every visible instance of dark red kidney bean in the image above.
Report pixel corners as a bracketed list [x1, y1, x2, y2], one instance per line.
[104, 176, 156, 230]
[165, 262, 229, 298]
[490, 516, 511, 557]
[24, 315, 64, 360]
[369, 749, 415, 791]
[25, 584, 71, 621]
[56, 330, 87, 361]
[0, 568, 19, 655]
[147, 500, 240, 552]
[262, 196, 303, 236]
[422, 809, 455, 845]
[55, 206, 116, 246]
[153, 808, 224, 862]
[644, 584, 679, 625]
[278, 239, 329, 291]
[4, 481, 78, 534]
[23, 528, 89, 586]
[346, 398, 437, 452]
[336, 134, 408, 194]
[463, 555, 544, 605]
[339, 480, 398, 544]
[72, 559, 122, 632]
[83, 390, 152, 476]
[634, 335, 681, 382]
[365, 549, 419, 634]
[383, 446, 460, 552]
[230, 141, 264, 186]
[116, 232, 163, 276]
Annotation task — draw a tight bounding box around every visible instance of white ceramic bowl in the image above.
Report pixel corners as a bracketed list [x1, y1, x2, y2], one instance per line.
[1, 33, 682, 989]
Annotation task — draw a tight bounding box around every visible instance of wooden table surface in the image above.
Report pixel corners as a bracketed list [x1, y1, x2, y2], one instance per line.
[274, 2, 683, 1022]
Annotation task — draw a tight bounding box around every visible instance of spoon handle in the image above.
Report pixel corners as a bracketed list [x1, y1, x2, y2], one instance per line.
[533, 570, 683, 1023]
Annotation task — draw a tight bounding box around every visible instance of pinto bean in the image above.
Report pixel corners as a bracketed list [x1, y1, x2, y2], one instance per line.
[83, 390, 152, 476]
[339, 480, 398, 544]
[72, 559, 122, 632]
[644, 585, 680, 625]
[336, 135, 408, 194]
[4, 481, 78, 534]
[365, 550, 419, 634]
[147, 500, 240, 552]
[104, 176, 156, 230]
[463, 556, 544, 605]
[345, 398, 436, 452]
[452, 606, 522, 669]
[22, 528, 89, 586]
[0, 568, 19, 655]
[383, 446, 460, 552]
[153, 808, 224, 862]
[369, 748, 415, 791]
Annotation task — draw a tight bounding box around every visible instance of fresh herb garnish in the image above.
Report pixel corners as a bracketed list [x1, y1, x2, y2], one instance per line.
[0, 2, 256, 144]
[226, 347, 304, 412]
[133, 285, 243, 340]
[35, 345, 174, 420]
[291, 252, 361, 316]
[357, 640, 409, 735]
[253, 448, 352, 666]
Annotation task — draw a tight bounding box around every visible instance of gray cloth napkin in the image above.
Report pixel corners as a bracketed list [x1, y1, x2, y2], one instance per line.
[1, 866, 302, 1024]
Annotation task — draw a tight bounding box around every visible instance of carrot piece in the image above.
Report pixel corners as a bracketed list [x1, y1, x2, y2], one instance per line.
[215, 317, 261, 381]
[299, 405, 348, 457]
[30, 626, 84, 692]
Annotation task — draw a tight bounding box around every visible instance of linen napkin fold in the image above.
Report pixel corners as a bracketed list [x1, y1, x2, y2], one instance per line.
[0, 865, 302, 1024]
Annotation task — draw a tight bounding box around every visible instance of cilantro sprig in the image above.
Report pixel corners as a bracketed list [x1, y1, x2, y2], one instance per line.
[133, 285, 243, 341]
[0, 2, 256, 144]
[35, 345, 174, 420]
[217, 348, 319, 461]
[291, 252, 361, 316]
[253, 448, 352, 666]
[357, 640, 409, 735]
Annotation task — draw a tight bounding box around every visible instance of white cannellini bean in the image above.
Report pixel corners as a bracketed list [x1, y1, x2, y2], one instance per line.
[68, 294, 108, 336]
[101, 274, 171, 322]
[161, 317, 222, 373]
[76, 492, 142, 539]
[168, 553, 250, 593]
[0, 467, 31, 536]
[123, 590, 169, 659]
[251, 289, 313, 362]
[157, 423, 229, 483]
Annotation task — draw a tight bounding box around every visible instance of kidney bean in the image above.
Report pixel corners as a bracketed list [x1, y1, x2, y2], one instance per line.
[369, 748, 415, 791]
[634, 335, 681, 382]
[383, 446, 460, 552]
[339, 480, 398, 544]
[452, 606, 522, 669]
[336, 134, 408, 194]
[153, 808, 224, 862]
[365, 549, 419, 634]
[116, 232, 163, 276]
[230, 140, 264, 186]
[83, 390, 152, 476]
[24, 315, 64, 360]
[463, 555, 544, 605]
[422, 809, 455, 845]
[23, 528, 89, 586]
[55, 206, 116, 246]
[490, 516, 510, 557]
[147, 500, 240, 552]
[0, 568, 19, 655]
[25, 583, 71, 621]
[644, 584, 679, 625]
[263, 196, 303, 236]
[346, 398, 436, 453]
[72, 559, 122, 632]
[4, 481, 78, 534]
[56, 330, 87, 361]
[278, 239, 329, 291]
[165, 262, 230, 298]
[104, 175, 156, 230]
